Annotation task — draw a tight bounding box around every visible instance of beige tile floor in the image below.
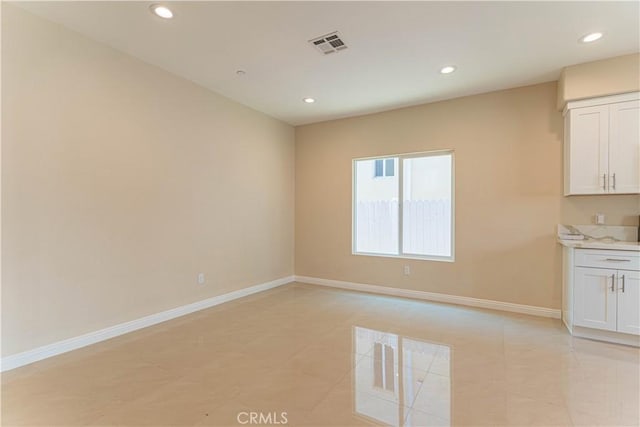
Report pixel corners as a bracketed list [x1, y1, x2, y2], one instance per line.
[2, 282, 639, 426]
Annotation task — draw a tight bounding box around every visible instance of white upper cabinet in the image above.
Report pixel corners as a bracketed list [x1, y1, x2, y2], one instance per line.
[565, 105, 609, 194]
[564, 93, 640, 196]
[609, 100, 640, 194]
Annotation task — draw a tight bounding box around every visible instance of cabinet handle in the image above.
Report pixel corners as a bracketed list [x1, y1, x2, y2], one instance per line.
[610, 274, 616, 292]
[602, 174, 607, 191]
[604, 258, 631, 262]
[621, 275, 625, 293]
[612, 173, 616, 190]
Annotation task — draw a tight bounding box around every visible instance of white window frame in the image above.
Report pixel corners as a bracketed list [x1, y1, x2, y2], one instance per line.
[352, 150, 455, 262]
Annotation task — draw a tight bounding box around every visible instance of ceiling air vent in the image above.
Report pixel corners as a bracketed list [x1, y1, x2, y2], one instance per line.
[309, 31, 348, 55]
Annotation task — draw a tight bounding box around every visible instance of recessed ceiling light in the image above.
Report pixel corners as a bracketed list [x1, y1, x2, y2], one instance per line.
[150, 4, 173, 19]
[440, 65, 456, 74]
[303, 97, 315, 104]
[580, 32, 603, 43]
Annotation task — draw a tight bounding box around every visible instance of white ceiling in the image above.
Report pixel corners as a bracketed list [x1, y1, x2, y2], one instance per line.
[14, 1, 640, 126]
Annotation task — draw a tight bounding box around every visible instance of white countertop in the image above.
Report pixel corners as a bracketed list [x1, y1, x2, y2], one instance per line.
[557, 238, 640, 251]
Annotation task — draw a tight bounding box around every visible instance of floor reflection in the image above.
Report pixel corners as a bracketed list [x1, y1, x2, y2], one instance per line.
[353, 327, 451, 426]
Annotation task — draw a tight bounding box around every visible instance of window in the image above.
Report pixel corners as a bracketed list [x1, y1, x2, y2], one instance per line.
[374, 158, 395, 177]
[353, 151, 454, 261]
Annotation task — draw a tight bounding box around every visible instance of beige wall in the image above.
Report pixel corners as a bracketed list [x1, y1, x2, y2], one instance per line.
[557, 53, 640, 109]
[295, 82, 640, 310]
[1, 5, 295, 357]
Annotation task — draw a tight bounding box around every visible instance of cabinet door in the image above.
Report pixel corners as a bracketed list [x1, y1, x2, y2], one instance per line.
[609, 100, 640, 194]
[617, 271, 640, 335]
[567, 105, 609, 195]
[574, 267, 617, 331]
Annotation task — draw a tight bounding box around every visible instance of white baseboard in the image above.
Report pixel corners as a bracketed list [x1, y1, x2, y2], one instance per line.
[1, 276, 294, 372]
[2, 274, 560, 372]
[295, 275, 561, 319]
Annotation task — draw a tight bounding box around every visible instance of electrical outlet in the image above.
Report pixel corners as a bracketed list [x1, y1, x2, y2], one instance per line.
[404, 266, 411, 276]
[197, 273, 205, 285]
[595, 213, 605, 225]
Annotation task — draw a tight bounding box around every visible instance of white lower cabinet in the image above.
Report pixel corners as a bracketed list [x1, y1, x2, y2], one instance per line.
[617, 271, 640, 335]
[563, 247, 640, 346]
[574, 267, 639, 333]
[574, 267, 617, 331]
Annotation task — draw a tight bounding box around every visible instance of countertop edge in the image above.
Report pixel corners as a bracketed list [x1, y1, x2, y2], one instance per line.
[557, 238, 640, 251]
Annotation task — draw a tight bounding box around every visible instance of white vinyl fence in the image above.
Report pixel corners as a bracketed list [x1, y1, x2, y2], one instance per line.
[356, 199, 451, 256]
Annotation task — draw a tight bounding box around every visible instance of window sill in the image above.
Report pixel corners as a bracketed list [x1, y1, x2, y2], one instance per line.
[352, 251, 455, 263]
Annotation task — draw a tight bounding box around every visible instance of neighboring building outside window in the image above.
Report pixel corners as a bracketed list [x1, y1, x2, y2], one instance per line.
[374, 158, 395, 177]
[353, 151, 454, 261]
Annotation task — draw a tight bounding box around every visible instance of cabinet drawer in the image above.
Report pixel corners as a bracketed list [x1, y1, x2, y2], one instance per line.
[575, 249, 640, 271]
